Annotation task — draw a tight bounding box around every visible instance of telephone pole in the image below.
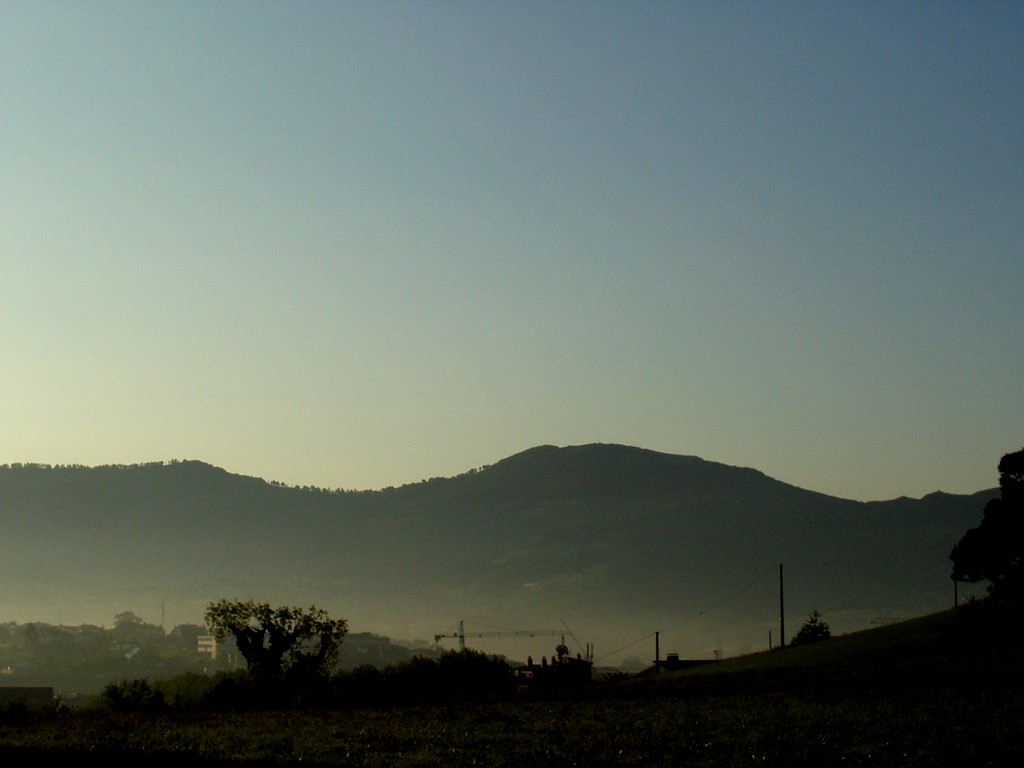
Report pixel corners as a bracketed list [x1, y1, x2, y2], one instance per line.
[779, 563, 786, 649]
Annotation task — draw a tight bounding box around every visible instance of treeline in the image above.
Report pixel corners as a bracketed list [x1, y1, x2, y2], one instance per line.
[102, 649, 517, 712]
[0, 459, 354, 495]
[0, 619, 430, 698]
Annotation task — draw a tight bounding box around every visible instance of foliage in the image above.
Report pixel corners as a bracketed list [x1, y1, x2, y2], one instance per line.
[791, 609, 831, 646]
[101, 678, 165, 712]
[113, 611, 143, 630]
[204, 599, 347, 690]
[149, 670, 251, 711]
[951, 448, 1024, 603]
[111, 611, 164, 644]
[333, 649, 514, 706]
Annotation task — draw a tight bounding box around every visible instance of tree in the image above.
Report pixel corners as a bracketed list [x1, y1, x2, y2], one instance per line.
[791, 609, 831, 646]
[204, 599, 347, 687]
[114, 611, 144, 630]
[112, 611, 164, 643]
[950, 449, 1024, 602]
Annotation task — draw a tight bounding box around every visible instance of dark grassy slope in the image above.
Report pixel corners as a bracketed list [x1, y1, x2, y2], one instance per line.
[620, 607, 1024, 696]
[0, 445, 997, 657]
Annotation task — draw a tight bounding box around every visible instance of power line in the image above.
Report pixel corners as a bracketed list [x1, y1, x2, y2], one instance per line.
[595, 632, 657, 663]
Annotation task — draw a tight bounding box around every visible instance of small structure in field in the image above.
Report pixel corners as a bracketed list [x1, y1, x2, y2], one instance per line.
[513, 643, 593, 692]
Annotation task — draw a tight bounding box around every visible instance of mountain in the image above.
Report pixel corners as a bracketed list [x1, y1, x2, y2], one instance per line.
[0, 444, 996, 663]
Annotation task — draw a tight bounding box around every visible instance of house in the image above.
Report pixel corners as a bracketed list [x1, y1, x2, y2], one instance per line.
[656, 652, 715, 671]
[513, 650, 593, 692]
[635, 652, 716, 676]
[167, 623, 206, 650]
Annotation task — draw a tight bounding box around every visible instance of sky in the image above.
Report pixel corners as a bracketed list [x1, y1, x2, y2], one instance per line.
[2, 1, 1022, 503]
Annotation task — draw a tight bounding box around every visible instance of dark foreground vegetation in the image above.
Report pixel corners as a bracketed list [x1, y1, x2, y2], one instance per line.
[2, 605, 1022, 767]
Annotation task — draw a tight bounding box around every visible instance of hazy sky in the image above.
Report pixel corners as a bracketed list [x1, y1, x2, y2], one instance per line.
[2, 2, 1021, 502]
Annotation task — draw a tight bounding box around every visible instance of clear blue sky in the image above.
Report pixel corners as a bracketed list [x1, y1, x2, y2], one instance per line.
[2, 2, 1021, 501]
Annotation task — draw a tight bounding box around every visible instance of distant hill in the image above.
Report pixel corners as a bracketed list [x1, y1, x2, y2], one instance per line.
[0, 444, 996, 662]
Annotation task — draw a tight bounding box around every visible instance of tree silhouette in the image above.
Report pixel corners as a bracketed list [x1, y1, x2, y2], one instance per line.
[791, 609, 831, 646]
[204, 599, 347, 688]
[950, 448, 1024, 603]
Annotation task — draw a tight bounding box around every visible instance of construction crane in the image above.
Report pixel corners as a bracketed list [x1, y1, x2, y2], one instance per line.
[433, 620, 563, 651]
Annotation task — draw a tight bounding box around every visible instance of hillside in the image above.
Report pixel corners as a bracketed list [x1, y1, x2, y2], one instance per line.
[628, 607, 1024, 694]
[0, 444, 996, 662]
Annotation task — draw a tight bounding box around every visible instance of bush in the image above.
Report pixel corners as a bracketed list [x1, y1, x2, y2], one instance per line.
[333, 649, 513, 706]
[153, 670, 253, 710]
[791, 610, 832, 646]
[102, 678, 165, 712]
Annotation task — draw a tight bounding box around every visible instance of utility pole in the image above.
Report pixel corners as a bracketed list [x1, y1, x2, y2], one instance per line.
[655, 631, 660, 673]
[779, 563, 786, 649]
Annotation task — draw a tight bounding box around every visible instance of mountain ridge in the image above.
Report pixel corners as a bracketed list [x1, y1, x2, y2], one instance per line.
[1, 443, 992, 503]
[0, 443, 996, 661]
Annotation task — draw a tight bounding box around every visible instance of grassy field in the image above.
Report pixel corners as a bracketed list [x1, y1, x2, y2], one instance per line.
[2, 609, 1022, 767]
